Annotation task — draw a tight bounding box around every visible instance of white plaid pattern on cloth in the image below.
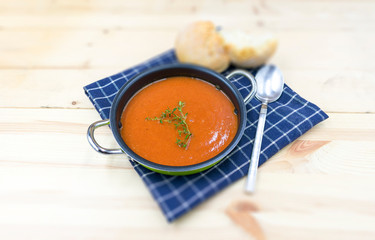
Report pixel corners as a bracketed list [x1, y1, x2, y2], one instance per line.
[84, 49, 328, 222]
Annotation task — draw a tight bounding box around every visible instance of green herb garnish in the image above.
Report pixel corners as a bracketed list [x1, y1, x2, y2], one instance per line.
[146, 101, 192, 149]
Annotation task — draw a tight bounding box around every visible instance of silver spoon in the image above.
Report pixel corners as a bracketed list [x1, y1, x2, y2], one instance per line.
[245, 65, 284, 193]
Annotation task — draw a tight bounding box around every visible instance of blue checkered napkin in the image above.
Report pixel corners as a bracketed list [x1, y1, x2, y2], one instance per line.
[84, 49, 328, 222]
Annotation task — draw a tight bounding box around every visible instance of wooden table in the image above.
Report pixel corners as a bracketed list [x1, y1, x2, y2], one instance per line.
[1, 0, 374, 239]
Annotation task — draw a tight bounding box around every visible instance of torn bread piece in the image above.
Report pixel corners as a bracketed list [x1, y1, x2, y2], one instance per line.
[219, 29, 278, 68]
[175, 21, 230, 72]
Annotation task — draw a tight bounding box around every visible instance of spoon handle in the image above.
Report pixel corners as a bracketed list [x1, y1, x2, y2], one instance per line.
[245, 103, 268, 193]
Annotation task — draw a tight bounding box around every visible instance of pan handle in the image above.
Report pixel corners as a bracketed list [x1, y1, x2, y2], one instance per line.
[226, 70, 257, 105]
[87, 119, 123, 154]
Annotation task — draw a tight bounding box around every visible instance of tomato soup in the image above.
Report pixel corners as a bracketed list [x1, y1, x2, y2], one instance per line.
[120, 76, 238, 166]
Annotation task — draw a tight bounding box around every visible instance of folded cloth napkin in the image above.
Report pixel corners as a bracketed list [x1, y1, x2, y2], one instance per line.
[84, 49, 328, 222]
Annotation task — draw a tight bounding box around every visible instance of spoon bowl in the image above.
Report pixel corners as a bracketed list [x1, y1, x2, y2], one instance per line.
[255, 65, 284, 103]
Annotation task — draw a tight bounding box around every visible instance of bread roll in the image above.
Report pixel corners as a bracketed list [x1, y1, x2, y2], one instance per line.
[219, 30, 277, 68]
[175, 21, 230, 72]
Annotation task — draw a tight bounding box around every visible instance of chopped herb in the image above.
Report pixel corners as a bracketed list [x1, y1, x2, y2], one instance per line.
[146, 101, 192, 149]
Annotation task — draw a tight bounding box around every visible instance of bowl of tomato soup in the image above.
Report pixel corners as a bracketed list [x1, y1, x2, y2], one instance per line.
[87, 63, 257, 175]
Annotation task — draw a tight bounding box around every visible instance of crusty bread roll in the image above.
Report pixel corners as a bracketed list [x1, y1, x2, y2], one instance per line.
[219, 30, 277, 68]
[175, 21, 278, 71]
[175, 21, 230, 72]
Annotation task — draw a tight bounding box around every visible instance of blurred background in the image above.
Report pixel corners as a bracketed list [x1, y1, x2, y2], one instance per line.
[1, 0, 374, 111]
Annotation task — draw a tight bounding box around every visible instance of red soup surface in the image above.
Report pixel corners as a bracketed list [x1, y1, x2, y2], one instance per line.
[120, 76, 238, 166]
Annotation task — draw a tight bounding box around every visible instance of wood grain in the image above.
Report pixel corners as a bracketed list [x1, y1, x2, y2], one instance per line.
[1, 0, 375, 239]
[2, 68, 375, 113]
[1, 109, 375, 239]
